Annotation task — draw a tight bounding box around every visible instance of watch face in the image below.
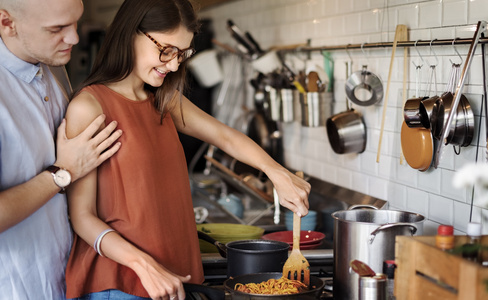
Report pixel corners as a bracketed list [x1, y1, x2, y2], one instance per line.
[55, 169, 71, 187]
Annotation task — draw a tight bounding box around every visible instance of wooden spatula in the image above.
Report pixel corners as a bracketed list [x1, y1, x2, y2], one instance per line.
[282, 171, 310, 286]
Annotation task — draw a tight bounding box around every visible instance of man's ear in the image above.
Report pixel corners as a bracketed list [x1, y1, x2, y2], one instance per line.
[0, 9, 16, 36]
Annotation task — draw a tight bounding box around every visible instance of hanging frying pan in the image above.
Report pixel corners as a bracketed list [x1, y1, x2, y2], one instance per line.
[400, 121, 434, 172]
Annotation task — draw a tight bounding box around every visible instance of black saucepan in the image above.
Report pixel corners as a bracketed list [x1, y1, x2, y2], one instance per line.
[197, 231, 290, 278]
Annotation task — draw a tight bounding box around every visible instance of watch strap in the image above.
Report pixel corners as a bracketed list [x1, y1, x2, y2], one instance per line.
[46, 165, 68, 193]
[46, 165, 61, 174]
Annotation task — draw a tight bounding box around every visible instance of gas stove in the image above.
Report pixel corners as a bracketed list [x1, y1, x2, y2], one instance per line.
[201, 249, 334, 299]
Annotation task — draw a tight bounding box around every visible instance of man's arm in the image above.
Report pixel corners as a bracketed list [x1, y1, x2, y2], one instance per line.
[0, 114, 122, 233]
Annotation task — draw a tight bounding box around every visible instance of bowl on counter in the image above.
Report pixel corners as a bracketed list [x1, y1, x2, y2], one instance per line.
[285, 210, 317, 231]
[197, 223, 265, 253]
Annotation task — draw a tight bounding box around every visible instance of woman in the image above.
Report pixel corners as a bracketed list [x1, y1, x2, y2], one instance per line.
[64, 0, 310, 299]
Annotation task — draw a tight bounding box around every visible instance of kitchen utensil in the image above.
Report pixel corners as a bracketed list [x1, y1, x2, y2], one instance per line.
[434, 20, 487, 168]
[377, 24, 408, 162]
[251, 50, 283, 74]
[226, 19, 259, 57]
[332, 209, 424, 300]
[245, 31, 264, 55]
[196, 223, 264, 253]
[280, 88, 295, 123]
[273, 187, 280, 225]
[400, 39, 408, 165]
[326, 108, 367, 154]
[359, 274, 388, 300]
[345, 65, 383, 106]
[483, 41, 488, 161]
[307, 71, 320, 93]
[432, 93, 474, 146]
[301, 91, 330, 127]
[403, 60, 428, 128]
[350, 259, 376, 277]
[282, 171, 310, 286]
[430, 62, 474, 147]
[403, 97, 426, 127]
[400, 121, 433, 171]
[226, 240, 290, 277]
[223, 272, 326, 299]
[187, 49, 223, 87]
[401, 54, 435, 172]
[418, 95, 439, 129]
[197, 230, 228, 258]
[326, 61, 366, 154]
[204, 155, 273, 203]
[197, 231, 290, 278]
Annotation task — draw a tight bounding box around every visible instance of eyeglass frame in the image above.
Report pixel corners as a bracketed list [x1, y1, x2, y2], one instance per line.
[142, 31, 196, 63]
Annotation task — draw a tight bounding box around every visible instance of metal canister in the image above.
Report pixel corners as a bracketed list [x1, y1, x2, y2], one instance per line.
[359, 274, 387, 300]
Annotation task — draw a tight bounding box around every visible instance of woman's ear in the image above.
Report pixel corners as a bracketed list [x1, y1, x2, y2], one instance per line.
[0, 9, 16, 36]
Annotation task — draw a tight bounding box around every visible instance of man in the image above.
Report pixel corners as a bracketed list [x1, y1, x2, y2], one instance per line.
[0, 0, 122, 298]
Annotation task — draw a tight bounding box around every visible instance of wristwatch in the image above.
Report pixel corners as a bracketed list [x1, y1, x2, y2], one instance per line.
[46, 165, 72, 192]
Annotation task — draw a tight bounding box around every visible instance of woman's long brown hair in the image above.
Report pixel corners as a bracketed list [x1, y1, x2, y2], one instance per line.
[74, 0, 200, 123]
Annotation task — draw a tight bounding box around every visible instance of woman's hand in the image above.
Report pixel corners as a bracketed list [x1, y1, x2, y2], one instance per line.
[130, 253, 191, 300]
[267, 168, 310, 217]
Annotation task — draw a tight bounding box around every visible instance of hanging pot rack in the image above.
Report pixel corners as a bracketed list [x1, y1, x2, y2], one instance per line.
[282, 36, 488, 53]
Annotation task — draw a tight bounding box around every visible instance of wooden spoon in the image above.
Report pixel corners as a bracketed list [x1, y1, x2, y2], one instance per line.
[307, 71, 320, 93]
[282, 171, 310, 286]
[350, 259, 376, 277]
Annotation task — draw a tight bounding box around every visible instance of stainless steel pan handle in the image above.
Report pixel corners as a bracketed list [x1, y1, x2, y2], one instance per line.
[348, 204, 379, 210]
[368, 223, 417, 244]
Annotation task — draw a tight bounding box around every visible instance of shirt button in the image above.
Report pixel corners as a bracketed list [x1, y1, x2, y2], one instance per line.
[44, 96, 49, 102]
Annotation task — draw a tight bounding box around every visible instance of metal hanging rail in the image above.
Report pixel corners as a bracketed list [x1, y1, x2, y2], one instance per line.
[287, 37, 488, 52]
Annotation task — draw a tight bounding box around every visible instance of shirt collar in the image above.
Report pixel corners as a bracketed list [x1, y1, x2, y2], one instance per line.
[0, 37, 41, 83]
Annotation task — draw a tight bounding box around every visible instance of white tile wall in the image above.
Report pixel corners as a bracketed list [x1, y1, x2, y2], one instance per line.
[199, 0, 488, 234]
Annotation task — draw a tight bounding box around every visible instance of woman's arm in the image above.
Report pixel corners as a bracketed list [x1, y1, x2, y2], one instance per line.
[172, 95, 310, 216]
[65, 93, 189, 299]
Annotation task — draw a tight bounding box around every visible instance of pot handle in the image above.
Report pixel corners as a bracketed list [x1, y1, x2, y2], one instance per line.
[197, 230, 228, 258]
[348, 204, 378, 210]
[368, 223, 417, 244]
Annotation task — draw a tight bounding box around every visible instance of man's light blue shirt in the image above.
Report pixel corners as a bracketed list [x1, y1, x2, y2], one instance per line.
[0, 37, 72, 300]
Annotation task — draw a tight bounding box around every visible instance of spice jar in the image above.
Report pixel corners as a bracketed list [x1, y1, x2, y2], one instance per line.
[436, 224, 454, 251]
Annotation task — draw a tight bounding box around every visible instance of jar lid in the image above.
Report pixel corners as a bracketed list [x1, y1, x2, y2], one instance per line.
[438, 224, 454, 235]
[467, 222, 482, 237]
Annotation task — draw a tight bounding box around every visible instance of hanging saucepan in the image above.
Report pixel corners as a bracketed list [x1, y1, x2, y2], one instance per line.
[431, 93, 474, 147]
[326, 109, 367, 154]
[345, 65, 383, 106]
[404, 97, 427, 127]
[224, 272, 326, 299]
[430, 64, 475, 147]
[405, 64, 437, 128]
[327, 62, 367, 154]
